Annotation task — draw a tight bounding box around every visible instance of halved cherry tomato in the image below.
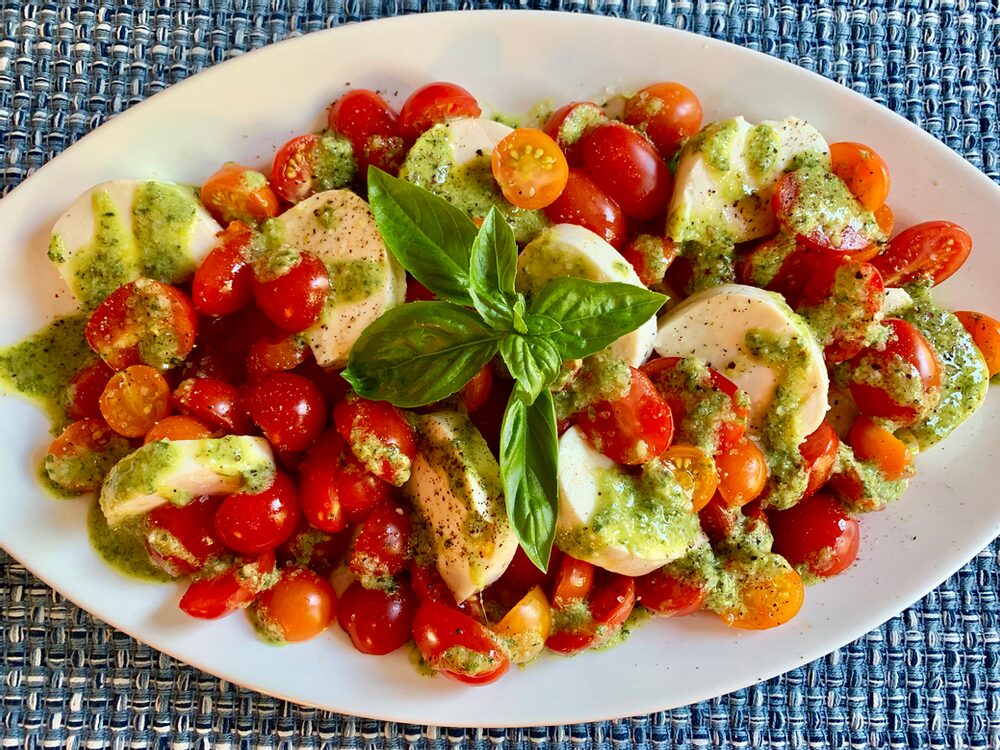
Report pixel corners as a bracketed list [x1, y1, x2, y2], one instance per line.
[276, 519, 349, 575]
[871, 221, 972, 287]
[469, 370, 513, 459]
[658, 444, 719, 512]
[484, 546, 553, 611]
[143, 415, 213, 444]
[348, 502, 411, 584]
[769, 492, 860, 577]
[410, 561, 479, 618]
[739, 235, 823, 306]
[954, 310, 1000, 377]
[543, 168, 627, 248]
[179, 551, 277, 620]
[144, 495, 225, 576]
[620, 235, 677, 287]
[328, 89, 405, 174]
[546, 571, 635, 655]
[715, 436, 768, 508]
[201, 163, 280, 226]
[799, 420, 840, 498]
[582, 121, 672, 220]
[293, 359, 352, 406]
[100, 365, 171, 438]
[252, 250, 329, 332]
[243, 372, 326, 452]
[413, 600, 510, 684]
[338, 580, 418, 655]
[214, 471, 300, 554]
[172, 377, 250, 434]
[848, 415, 913, 480]
[44, 419, 130, 493]
[192, 221, 255, 317]
[719, 559, 803, 630]
[197, 306, 280, 361]
[829, 142, 891, 211]
[541, 102, 608, 165]
[398, 82, 481, 143]
[65, 360, 115, 421]
[550, 555, 595, 608]
[576, 367, 673, 465]
[250, 567, 337, 642]
[246, 333, 311, 380]
[405, 277, 437, 302]
[85, 279, 197, 371]
[270, 133, 356, 204]
[797, 260, 886, 363]
[698, 492, 740, 544]
[635, 569, 705, 617]
[493, 586, 552, 664]
[622, 82, 702, 158]
[491, 128, 569, 210]
[333, 394, 416, 487]
[847, 318, 942, 425]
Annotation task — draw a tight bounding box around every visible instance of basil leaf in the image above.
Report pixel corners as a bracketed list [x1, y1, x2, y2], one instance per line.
[500, 388, 559, 571]
[342, 301, 501, 407]
[530, 277, 667, 360]
[500, 333, 563, 404]
[524, 312, 562, 336]
[469, 207, 518, 328]
[367, 167, 478, 305]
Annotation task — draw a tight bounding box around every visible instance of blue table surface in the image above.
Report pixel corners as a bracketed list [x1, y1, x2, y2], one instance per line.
[2, 1, 999, 748]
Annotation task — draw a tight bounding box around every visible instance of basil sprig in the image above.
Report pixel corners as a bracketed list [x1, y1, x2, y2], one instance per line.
[344, 167, 666, 570]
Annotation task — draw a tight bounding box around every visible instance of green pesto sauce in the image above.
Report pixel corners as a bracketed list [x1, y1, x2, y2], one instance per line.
[400, 123, 547, 243]
[248, 605, 288, 646]
[696, 118, 740, 174]
[556, 103, 606, 147]
[799, 263, 882, 350]
[350, 424, 411, 487]
[833, 443, 908, 513]
[406, 642, 437, 677]
[68, 190, 138, 309]
[0, 314, 94, 429]
[781, 165, 883, 248]
[87, 499, 173, 583]
[132, 182, 199, 283]
[553, 353, 631, 422]
[313, 132, 357, 191]
[630, 233, 670, 285]
[47, 234, 67, 264]
[592, 605, 652, 651]
[678, 240, 737, 294]
[746, 124, 780, 179]
[326, 258, 385, 305]
[37, 460, 83, 499]
[743, 233, 797, 288]
[127, 278, 190, 370]
[254, 243, 302, 283]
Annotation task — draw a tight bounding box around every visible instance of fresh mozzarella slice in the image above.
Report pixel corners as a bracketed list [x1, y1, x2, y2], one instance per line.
[517, 223, 657, 367]
[667, 116, 829, 246]
[277, 190, 406, 368]
[556, 426, 701, 577]
[447, 117, 515, 166]
[882, 287, 914, 316]
[652, 283, 829, 444]
[49, 180, 222, 308]
[404, 412, 517, 603]
[100, 436, 275, 527]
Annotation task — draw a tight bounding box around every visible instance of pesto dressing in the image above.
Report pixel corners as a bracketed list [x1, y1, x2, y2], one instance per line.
[87, 499, 173, 583]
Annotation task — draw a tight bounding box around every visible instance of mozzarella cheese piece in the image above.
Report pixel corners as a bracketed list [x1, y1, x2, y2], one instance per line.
[667, 116, 829, 246]
[100, 436, 275, 527]
[652, 283, 829, 444]
[517, 223, 657, 367]
[49, 180, 222, 308]
[446, 117, 514, 166]
[556, 426, 701, 577]
[403, 412, 517, 603]
[278, 190, 406, 368]
[882, 287, 914, 316]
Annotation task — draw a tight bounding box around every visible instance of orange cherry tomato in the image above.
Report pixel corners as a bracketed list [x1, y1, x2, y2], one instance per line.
[100, 365, 171, 438]
[201, 162, 280, 226]
[954, 310, 1000, 378]
[874, 203, 894, 235]
[719, 560, 804, 630]
[45, 419, 130, 493]
[249, 567, 337, 643]
[550, 555, 595, 607]
[491, 128, 569, 210]
[658, 444, 719, 512]
[715, 437, 768, 507]
[493, 585, 553, 664]
[848, 415, 914, 480]
[829, 142, 891, 211]
[143, 415, 214, 444]
[799, 420, 841, 498]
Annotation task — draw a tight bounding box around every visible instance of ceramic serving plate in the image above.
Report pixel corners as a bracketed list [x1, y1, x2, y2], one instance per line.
[1, 10, 998, 728]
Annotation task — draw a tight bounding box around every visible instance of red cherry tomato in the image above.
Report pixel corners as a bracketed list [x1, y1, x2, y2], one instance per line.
[541, 102, 608, 165]
[252, 250, 329, 333]
[581, 121, 673, 220]
[543, 168, 628, 249]
[575, 367, 674, 465]
[65, 360, 115, 421]
[243, 372, 326, 452]
[739, 235, 823, 307]
[620, 235, 678, 287]
[85, 279, 198, 371]
[348, 502, 412, 583]
[214, 472, 300, 554]
[397, 82, 481, 143]
[337, 580, 418, 655]
[635, 569, 705, 617]
[458, 364, 493, 413]
[144, 496, 225, 576]
[797, 260, 886, 363]
[698, 492, 740, 544]
[799, 420, 841, 498]
[550, 554, 594, 607]
[250, 567, 337, 642]
[179, 347, 248, 386]
[768, 492, 860, 577]
[178, 551, 277, 620]
[333, 395, 416, 487]
[484, 546, 553, 611]
[410, 561, 480, 617]
[328, 89, 405, 174]
[270, 134, 357, 204]
[200, 164, 280, 226]
[276, 519, 349, 574]
[871, 220, 972, 287]
[246, 333, 311, 380]
[412, 600, 509, 684]
[192, 221, 255, 317]
[546, 572, 636, 655]
[469, 371, 513, 459]
[172, 377, 251, 434]
[622, 82, 702, 159]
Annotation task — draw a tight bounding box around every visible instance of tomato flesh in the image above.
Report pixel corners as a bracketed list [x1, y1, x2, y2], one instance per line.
[45, 419, 130, 493]
[715, 436, 768, 508]
[201, 164, 280, 226]
[348, 502, 412, 584]
[412, 600, 509, 684]
[398, 82, 481, 143]
[179, 551, 277, 620]
[333, 395, 416, 487]
[144, 495, 225, 576]
[491, 128, 569, 210]
[65, 360, 115, 421]
[100, 365, 171, 438]
[871, 220, 972, 287]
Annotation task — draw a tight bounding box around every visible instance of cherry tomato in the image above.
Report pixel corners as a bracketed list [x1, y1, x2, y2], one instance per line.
[769, 492, 861, 577]
[172, 377, 250, 434]
[405, 277, 437, 302]
[337, 580, 418, 655]
[333, 395, 416, 487]
[620, 235, 677, 287]
[576, 367, 673, 465]
[484, 546, 552, 611]
[797, 260, 886, 363]
[848, 415, 913, 480]
[715, 437, 768, 508]
[410, 561, 479, 618]
[348, 502, 412, 583]
[541, 101, 608, 165]
[658, 444, 719, 512]
[201, 163, 280, 226]
[250, 567, 336, 642]
[543, 168, 627, 248]
[192, 221, 255, 317]
[299, 429, 391, 532]
[874, 203, 894, 235]
[328, 89, 404, 174]
[635, 569, 705, 617]
[143, 415, 213, 444]
[252, 250, 329, 332]
[469, 371, 513, 459]
[100, 365, 171, 438]
[847, 318, 942, 425]
[871, 220, 972, 287]
[622, 82, 702, 158]
[799, 420, 840, 498]
[491, 128, 569, 210]
[270, 134, 355, 204]
[178, 551, 277, 620]
[85, 279, 197, 371]
[246, 333, 311, 380]
[45, 419, 130, 493]
[829, 142, 891, 211]
[179, 347, 248, 386]
[243, 372, 326, 452]
[65, 360, 114, 421]
[457, 364, 493, 413]
[493, 586, 552, 664]
[198, 306, 280, 360]
[398, 82, 481, 143]
[412, 600, 510, 684]
[276, 519, 349, 574]
[214, 472, 299, 554]
[546, 572, 635, 655]
[954, 310, 1000, 377]
[581, 121, 672, 220]
[550, 555, 595, 608]
[144, 495, 225, 576]
[719, 560, 803, 630]
[739, 235, 822, 306]
[772, 171, 878, 257]
[698, 492, 744, 544]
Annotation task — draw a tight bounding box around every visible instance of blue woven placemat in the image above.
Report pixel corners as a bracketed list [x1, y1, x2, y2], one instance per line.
[2, 1, 999, 747]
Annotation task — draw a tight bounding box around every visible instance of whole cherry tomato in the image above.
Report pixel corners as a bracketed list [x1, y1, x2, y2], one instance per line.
[622, 82, 702, 158]
[337, 580, 418, 655]
[214, 471, 300, 554]
[543, 168, 627, 249]
[328, 89, 405, 174]
[250, 567, 337, 642]
[581, 121, 672, 220]
[243, 372, 326, 452]
[769, 492, 861, 577]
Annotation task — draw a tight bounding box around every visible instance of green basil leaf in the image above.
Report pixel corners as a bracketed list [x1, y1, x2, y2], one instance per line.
[530, 277, 667, 359]
[524, 312, 562, 336]
[367, 167, 478, 305]
[500, 388, 559, 572]
[500, 333, 563, 404]
[342, 301, 501, 407]
[468, 207, 518, 328]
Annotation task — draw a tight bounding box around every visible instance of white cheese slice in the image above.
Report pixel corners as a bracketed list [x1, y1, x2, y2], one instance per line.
[447, 117, 514, 166]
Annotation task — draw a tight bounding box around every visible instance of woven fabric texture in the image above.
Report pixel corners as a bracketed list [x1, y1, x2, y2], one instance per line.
[2, 1, 999, 747]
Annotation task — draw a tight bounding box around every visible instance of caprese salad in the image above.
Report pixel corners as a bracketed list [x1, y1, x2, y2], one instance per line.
[2, 79, 998, 686]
